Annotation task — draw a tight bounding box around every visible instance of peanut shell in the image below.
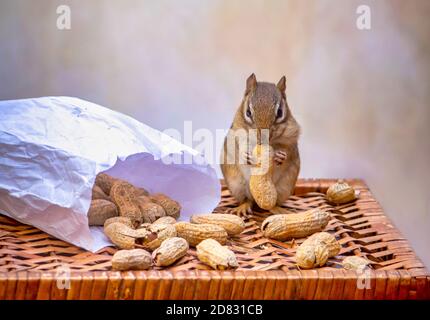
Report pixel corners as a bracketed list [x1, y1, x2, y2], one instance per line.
[91, 185, 111, 201]
[296, 244, 329, 269]
[153, 237, 189, 267]
[104, 222, 156, 249]
[196, 239, 238, 270]
[110, 181, 143, 225]
[152, 216, 177, 225]
[88, 199, 118, 226]
[174, 222, 228, 247]
[295, 232, 341, 269]
[249, 144, 277, 210]
[104, 216, 135, 229]
[95, 173, 149, 197]
[326, 181, 356, 204]
[139, 223, 177, 251]
[136, 196, 166, 223]
[95, 173, 118, 195]
[342, 256, 370, 271]
[111, 249, 152, 270]
[261, 209, 330, 240]
[150, 193, 181, 219]
[191, 214, 245, 236]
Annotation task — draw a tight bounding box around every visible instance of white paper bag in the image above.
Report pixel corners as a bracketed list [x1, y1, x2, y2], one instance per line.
[0, 96, 221, 252]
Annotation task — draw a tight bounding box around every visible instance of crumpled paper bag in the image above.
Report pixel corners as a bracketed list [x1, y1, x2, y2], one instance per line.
[0, 96, 221, 252]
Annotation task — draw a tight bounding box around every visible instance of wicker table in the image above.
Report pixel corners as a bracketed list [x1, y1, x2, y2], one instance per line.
[0, 179, 429, 300]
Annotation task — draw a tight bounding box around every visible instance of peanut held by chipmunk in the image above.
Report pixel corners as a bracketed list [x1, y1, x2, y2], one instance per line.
[221, 74, 300, 216]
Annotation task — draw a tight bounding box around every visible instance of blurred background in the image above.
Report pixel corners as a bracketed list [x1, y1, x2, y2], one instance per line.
[0, 0, 429, 267]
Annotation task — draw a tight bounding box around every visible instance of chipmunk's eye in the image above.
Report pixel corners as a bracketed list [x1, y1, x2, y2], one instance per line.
[246, 107, 252, 118]
[276, 106, 283, 118]
[244, 102, 253, 123]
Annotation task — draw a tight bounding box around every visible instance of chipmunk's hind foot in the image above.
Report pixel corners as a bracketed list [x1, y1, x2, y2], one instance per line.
[226, 200, 253, 218]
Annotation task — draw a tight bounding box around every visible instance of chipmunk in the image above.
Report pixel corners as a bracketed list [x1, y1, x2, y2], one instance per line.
[221, 74, 300, 216]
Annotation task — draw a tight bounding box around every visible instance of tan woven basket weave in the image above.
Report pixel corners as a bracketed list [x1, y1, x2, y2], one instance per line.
[0, 179, 429, 299]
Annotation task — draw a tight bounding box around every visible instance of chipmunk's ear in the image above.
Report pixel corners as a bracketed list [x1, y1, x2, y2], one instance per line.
[277, 76, 286, 97]
[245, 73, 257, 95]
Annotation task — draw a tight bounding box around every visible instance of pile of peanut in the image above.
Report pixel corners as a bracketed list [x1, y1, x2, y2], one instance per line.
[90, 175, 368, 271]
[90, 173, 180, 227]
[89, 173, 245, 271]
[260, 180, 368, 270]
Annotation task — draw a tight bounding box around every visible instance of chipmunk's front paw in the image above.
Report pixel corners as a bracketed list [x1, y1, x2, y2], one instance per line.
[226, 201, 253, 217]
[274, 150, 287, 166]
[241, 151, 258, 166]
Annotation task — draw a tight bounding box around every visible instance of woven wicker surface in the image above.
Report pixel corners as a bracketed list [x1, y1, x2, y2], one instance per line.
[0, 179, 429, 299]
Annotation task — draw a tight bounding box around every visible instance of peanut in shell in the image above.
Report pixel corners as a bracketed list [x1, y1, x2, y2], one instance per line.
[104, 216, 135, 229]
[295, 232, 341, 269]
[96, 173, 149, 197]
[95, 173, 118, 195]
[174, 222, 228, 247]
[153, 237, 189, 267]
[190, 214, 245, 236]
[110, 181, 144, 225]
[136, 196, 166, 223]
[196, 239, 238, 270]
[342, 256, 370, 271]
[261, 209, 330, 241]
[139, 223, 177, 251]
[152, 216, 177, 225]
[104, 222, 156, 249]
[150, 193, 181, 219]
[87, 199, 118, 226]
[326, 181, 357, 204]
[111, 249, 152, 271]
[249, 144, 277, 210]
[91, 185, 111, 201]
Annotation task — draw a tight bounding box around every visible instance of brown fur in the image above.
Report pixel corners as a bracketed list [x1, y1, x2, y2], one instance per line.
[221, 74, 301, 216]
